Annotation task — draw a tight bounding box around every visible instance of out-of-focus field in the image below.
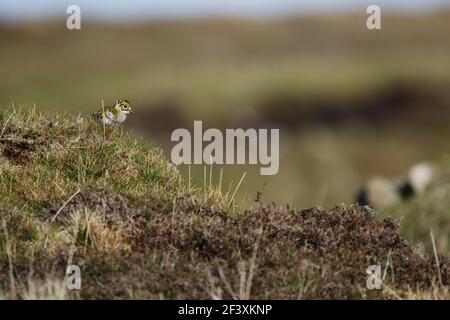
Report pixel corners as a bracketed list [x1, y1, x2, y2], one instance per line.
[1, 12, 450, 207]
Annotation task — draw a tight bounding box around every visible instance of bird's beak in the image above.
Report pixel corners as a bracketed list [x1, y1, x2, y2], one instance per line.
[130, 110, 135, 114]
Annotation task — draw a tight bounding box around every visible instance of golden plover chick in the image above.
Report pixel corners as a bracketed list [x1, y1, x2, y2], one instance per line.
[92, 98, 134, 127]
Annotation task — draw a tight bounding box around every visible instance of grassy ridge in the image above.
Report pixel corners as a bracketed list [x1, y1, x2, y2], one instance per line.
[0, 109, 448, 299]
[0, 108, 183, 210]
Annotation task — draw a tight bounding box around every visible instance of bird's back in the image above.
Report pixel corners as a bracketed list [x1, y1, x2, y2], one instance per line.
[92, 105, 117, 125]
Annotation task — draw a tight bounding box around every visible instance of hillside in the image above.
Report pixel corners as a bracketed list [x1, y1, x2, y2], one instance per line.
[0, 108, 448, 299]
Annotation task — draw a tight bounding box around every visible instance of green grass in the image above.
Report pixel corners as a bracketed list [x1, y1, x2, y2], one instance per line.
[0, 107, 184, 212]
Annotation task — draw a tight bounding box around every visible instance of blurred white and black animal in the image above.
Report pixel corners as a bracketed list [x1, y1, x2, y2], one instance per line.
[356, 163, 434, 211]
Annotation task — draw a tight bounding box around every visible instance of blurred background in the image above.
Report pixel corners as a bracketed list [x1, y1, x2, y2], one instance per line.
[1, 0, 450, 208]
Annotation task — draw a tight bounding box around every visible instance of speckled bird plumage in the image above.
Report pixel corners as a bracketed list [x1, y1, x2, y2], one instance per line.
[92, 99, 133, 126]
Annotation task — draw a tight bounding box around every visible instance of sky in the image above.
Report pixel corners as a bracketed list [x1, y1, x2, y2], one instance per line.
[1, 0, 449, 21]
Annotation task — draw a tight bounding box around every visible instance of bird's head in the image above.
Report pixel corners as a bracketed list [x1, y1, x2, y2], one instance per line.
[115, 98, 134, 114]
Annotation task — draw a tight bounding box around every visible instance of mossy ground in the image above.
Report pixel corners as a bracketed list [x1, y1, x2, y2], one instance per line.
[0, 108, 448, 299]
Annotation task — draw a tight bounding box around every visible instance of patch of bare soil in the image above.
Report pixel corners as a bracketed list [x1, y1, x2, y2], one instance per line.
[0, 128, 45, 165]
